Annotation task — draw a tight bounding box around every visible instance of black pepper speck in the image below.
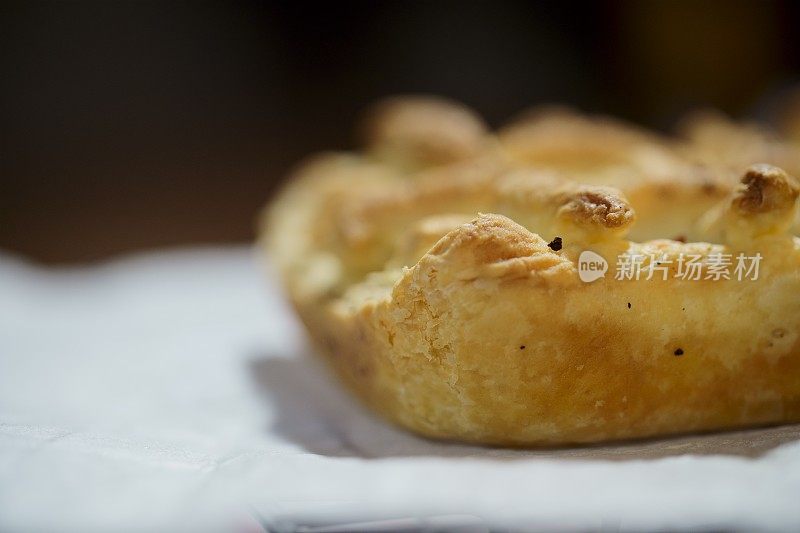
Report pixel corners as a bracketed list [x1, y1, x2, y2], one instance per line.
[547, 237, 562, 251]
[674, 348, 684, 356]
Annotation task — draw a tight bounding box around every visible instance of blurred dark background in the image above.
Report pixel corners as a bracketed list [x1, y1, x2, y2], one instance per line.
[2, 0, 799, 263]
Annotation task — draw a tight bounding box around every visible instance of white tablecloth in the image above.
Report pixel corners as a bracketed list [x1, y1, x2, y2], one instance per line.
[1, 246, 799, 532]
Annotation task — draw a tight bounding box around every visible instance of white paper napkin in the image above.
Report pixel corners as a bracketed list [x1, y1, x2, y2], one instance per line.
[1, 247, 799, 532]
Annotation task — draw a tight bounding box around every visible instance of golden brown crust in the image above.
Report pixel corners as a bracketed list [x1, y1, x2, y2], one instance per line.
[260, 96, 800, 446]
[678, 110, 800, 182]
[718, 164, 800, 246]
[360, 95, 489, 169]
[555, 186, 635, 230]
[733, 164, 799, 216]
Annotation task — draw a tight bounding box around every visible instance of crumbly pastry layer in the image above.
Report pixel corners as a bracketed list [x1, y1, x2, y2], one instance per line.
[260, 96, 800, 446]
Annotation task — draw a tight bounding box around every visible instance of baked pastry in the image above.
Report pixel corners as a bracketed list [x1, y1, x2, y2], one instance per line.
[260, 96, 800, 446]
[677, 109, 800, 235]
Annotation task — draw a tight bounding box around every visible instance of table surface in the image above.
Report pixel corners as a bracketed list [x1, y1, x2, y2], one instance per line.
[1, 246, 799, 532]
